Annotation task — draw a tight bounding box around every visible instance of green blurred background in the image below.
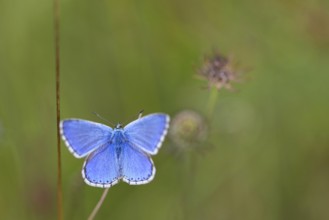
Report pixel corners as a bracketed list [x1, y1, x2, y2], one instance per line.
[1, 0, 329, 219]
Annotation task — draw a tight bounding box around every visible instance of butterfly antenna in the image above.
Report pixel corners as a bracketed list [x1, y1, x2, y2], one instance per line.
[92, 112, 115, 127]
[138, 109, 144, 119]
[121, 110, 144, 126]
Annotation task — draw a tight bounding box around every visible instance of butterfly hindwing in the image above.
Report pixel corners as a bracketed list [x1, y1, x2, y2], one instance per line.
[124, 113, 170, 155]
[60, 119, 113, 158]
[82, 145, 120, 188]
[121, 143, 155, 185]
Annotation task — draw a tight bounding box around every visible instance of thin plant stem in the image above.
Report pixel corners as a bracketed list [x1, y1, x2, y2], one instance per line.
[54, 0, 63, 219]
[88, 188, 110, 220]
[181, 153, 190, 220]
[206, 87, 218, 119]
[181, 87, 219, 219]
[182, 152, 197, 220]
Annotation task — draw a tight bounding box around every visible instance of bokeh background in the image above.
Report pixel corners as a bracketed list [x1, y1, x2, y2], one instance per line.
[1, 0, 329, 219]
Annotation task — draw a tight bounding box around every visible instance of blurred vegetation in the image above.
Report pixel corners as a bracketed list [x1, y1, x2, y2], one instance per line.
[1, 0, 329, 219]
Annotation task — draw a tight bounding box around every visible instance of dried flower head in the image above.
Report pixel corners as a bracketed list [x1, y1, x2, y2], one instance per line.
[169, 110, 208, 152]
[198, 51, 240, 91]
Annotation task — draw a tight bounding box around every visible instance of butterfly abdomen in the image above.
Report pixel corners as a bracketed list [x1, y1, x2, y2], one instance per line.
[111, 130, 128, 160]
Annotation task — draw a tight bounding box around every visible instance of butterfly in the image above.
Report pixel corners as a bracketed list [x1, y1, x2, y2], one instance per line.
[60, 113, 170, 188]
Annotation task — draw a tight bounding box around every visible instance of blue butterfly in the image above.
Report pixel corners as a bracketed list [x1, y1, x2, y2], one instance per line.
[60, 113, 170, 188]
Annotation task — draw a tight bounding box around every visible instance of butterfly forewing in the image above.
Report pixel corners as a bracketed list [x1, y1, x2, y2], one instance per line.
[124, 113, 170, 155]
[60, 119, 113, 158]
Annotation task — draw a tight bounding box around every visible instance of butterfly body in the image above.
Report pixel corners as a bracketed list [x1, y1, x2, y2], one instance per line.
[60, 113, 170, 188]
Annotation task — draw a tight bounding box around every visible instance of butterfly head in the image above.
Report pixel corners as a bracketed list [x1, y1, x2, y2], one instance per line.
[115, 123, 123, 130]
